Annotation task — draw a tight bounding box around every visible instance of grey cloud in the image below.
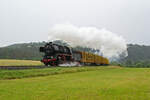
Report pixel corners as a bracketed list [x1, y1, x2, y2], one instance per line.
[0, 0, 150, 46]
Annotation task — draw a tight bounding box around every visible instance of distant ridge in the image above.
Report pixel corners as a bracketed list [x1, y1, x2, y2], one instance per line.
[0, 41, 150, 62]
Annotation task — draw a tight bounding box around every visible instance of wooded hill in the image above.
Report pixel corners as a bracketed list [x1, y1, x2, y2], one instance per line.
[0, 41, 150, 63]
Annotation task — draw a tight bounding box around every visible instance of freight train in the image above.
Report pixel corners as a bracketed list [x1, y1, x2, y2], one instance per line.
[39, 42, 109, 66]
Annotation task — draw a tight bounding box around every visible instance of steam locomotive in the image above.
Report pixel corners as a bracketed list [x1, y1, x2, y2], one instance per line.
[39, 42, 109, 66]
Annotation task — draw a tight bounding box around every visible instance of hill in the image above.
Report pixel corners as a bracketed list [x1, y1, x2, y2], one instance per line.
[0, 42, 45, 60]
[125, 44, 150, 61]
[0, 42, 150, 63]
[0, 41, 99, 60]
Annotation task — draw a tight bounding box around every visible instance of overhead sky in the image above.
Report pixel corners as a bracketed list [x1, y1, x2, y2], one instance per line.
[0, 0, 150, 47]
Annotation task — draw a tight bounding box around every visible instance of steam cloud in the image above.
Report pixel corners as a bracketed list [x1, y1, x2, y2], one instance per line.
[48, 23, 128, 59]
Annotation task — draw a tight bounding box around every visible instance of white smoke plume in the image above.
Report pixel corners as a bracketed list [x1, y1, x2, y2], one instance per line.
[48, 23, 128, 59]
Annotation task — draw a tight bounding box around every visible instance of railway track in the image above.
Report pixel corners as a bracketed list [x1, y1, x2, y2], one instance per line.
[0, 66, 50, 70]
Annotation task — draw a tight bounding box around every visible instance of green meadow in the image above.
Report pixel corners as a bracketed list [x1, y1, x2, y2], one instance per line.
[0, 66, 150, 100]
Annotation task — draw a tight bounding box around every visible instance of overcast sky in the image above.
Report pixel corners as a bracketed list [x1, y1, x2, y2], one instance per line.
[0, 0, 150, 47]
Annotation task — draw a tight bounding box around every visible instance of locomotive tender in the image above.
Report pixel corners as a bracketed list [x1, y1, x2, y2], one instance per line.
[39, 42, 109, 66]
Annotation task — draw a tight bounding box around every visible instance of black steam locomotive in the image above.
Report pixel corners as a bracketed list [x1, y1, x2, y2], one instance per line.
[40, 42, 73, 66]
[39, 42, 109, 66]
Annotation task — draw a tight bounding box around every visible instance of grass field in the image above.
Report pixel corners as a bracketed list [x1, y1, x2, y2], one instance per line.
[0, 66, 150, 100]
[0, 66, 109, 79]
[0, 59, 43, 66]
